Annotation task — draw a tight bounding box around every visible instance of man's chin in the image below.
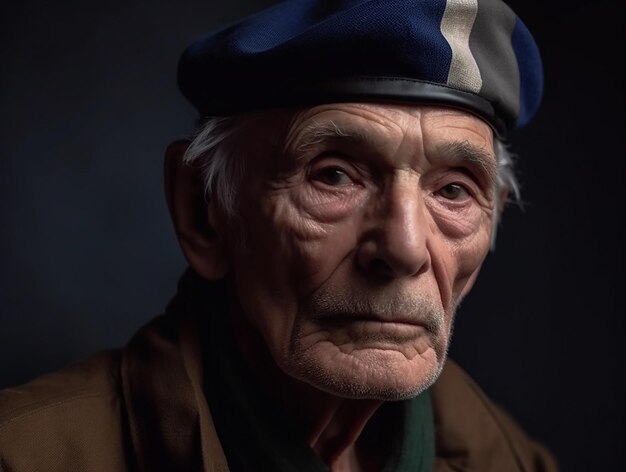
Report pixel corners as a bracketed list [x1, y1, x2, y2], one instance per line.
[285, 342, 446, 400]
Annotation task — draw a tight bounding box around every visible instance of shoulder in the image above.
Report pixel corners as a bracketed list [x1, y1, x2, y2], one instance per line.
[0, 350, 131, 471]
[431, 359, 559, 472]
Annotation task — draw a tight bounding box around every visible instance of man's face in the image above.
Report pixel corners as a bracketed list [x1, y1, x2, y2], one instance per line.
[223, 103, 496, 400]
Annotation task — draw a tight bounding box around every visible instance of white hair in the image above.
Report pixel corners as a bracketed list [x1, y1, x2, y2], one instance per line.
[183, 116, 244, 216]
[183, 115, 521, 248]
[491, 138, 522, 247]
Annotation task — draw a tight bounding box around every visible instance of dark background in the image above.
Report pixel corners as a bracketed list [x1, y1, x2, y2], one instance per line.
[1, 0, 623, 470]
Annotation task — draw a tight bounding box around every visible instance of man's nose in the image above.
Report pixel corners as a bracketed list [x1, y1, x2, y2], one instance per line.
[357, 180, 431, 280]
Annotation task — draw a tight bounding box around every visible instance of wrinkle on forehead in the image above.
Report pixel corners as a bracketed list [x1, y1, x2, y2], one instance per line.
[425, 110, 493, 143]
[283, 103, 407, 153]
[289, 120, 370, 156]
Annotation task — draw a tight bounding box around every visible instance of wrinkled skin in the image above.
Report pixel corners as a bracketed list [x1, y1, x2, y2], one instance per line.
[223, 103, 497, 401]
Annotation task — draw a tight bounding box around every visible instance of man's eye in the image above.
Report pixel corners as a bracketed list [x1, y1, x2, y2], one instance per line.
[313, 167, 352, 186]
[438, 183, 468, 200]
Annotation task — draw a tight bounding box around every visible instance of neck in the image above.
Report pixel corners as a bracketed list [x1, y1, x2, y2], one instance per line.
[232, 316, 384, 472]
[305, 396, 382, 471]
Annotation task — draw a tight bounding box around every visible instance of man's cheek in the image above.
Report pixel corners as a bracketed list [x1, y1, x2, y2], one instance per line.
[448, 231, 491, 300]
[290, 222, 364, 296]
[266, 202, 358, 289]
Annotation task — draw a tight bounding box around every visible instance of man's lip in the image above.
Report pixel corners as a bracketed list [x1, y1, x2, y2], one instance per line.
[317, 313, 426, 328]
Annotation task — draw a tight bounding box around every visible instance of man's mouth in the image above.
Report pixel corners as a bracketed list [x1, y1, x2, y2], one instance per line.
[315, 311, 437, 335]
[314, 313, 431, 343]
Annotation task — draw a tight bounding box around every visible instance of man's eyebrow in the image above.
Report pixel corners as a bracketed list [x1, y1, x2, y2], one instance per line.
[436, 140, 497, 187]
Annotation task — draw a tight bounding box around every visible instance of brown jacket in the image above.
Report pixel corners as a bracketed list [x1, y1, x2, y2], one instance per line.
[0, 311, 557, 471]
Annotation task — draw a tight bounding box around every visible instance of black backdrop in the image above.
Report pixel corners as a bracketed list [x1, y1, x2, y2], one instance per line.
[1, 1, 623, 470]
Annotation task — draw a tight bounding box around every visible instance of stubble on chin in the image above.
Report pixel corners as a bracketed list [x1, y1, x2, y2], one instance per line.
[281, 287, 455, 400]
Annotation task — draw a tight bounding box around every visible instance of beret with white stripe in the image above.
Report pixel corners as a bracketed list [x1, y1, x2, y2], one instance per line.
[178, 0, 543, 135]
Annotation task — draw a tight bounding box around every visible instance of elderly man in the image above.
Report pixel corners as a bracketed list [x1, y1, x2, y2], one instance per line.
[0, 0, 557, 470]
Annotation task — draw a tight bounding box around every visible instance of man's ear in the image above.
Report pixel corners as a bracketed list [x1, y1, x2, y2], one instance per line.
[164, 140, 228, 280]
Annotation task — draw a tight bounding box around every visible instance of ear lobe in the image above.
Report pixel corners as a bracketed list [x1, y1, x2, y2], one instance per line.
[164, 140, 229, 280]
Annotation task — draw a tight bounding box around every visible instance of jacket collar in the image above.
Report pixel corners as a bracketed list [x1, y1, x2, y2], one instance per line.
[121, 271, 229, 471]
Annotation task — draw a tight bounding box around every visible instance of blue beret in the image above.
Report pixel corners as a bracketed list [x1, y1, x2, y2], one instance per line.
[178, 0, 543, 135]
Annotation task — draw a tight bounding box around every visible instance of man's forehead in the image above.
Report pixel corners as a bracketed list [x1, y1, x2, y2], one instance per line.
[281, 103, 495, 152]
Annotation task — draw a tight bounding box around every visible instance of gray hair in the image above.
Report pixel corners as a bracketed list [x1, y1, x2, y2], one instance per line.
[183, 115, 521, 248]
